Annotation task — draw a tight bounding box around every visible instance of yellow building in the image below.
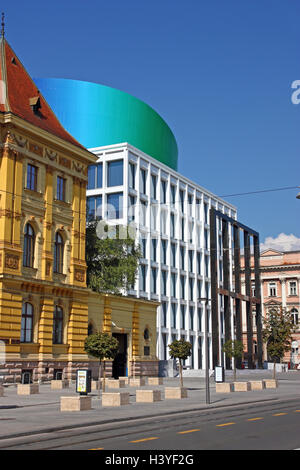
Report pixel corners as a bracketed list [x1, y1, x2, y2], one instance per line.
[0, 33, 159, 382]
[88, 292, 159, 378]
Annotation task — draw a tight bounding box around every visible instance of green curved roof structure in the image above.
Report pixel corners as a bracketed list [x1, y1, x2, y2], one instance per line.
[34, 78, 178, 170]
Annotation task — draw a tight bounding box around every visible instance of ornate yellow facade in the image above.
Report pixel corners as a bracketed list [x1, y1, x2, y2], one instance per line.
[0, 35, 159, 382]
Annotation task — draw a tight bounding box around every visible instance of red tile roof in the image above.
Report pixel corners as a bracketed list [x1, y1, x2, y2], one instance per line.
[0, 37, 86, 150]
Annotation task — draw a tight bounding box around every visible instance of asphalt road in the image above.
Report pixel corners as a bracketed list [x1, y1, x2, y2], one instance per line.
[1, 397, 300, 451]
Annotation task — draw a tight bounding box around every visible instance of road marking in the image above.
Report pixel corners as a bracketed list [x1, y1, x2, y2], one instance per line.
[272, 413, 288, 416]
[129, 437, 159, 443]
[89, 447, 104, 450]
[178, 429, 200, 434]
[216, 422, 235, 427]
[247, 417, 264, 421]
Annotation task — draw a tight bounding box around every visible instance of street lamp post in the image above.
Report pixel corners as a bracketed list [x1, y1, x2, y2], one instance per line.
[199, 297, 211, 405]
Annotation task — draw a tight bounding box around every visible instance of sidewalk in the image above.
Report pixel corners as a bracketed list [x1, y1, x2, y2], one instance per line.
[0, 371, 299, 441]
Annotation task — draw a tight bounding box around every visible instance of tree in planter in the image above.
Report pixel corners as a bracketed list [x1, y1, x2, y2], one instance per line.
[262, 306, 294, 379]
[86, 220, 141, 295]
[84, 332, 119, 396]
[168, 338, 192, 388]
[222, 340, 244, 382]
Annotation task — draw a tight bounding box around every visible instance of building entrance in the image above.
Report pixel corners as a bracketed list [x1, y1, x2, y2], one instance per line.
[112, 333, 128, 378]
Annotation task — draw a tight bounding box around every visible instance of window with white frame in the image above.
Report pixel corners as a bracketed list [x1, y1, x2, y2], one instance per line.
[268, 282, 277, 297]
[291, 308, 299, 325]
[289, 281, 297, 296]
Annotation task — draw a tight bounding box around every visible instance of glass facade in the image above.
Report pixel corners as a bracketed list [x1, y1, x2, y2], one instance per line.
[107, 192, 123, 219]
[107, 160, 123, 187]
[88, 163, 103, 189]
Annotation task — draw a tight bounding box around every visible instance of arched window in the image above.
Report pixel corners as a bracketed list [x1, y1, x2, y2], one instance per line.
[54, 232, 64, 274]
[291, 308, 299, 326]
[21, 303, 34, 343]
[53, 306, 63, 344]
[23, 223, 35, 267]
[88, 323, 94, 336]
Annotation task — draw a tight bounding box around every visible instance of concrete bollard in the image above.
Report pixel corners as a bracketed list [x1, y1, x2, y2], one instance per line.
[60, 395, 92, 411]
[102, 392, 130, 407]
[148, 377, 163, 386]
[249, 380, 265, 391]
[129, 377, 146, 387]
[165, 387, 188, 399]
[17, 384, 39, 395]
[106, 379, 126, 389]
[216, 383, 234, 393]
[51, 380, 69, 390]
[233, 382, 251, 392]
[263, 379, 278, 389]
[136, 389, 162, 403]
[118, 376, 129, 384]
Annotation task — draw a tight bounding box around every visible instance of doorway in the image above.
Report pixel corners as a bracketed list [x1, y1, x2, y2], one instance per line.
[112, 333, 128, 378]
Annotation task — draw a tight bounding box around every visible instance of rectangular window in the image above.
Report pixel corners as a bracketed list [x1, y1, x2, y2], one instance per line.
[107, 192, 123, 219]
[179, 189, 184, 212]
[197, 308, 202, 331]
[180, 276, 185, 299]
[128, 195, 135, 222]
[88, 163, 102, 189]
[204, 203, 208, 223]
[269, 282, 277, 297]
[289, 281, 297, 296]
[171, 273, 176, 298]
[27, 164, 38, 191]
[171, 303, 177, 328]
[162, 270, 167, 296]
[161, 302, 167, 327]
[129, 162, 136, 189]
[107, 160, 123, 187]
[161, 180, 167, 204]
[189, 278, 194, 301]
[141, 168, 147, 194]
[171, 242, 176, 268]
[188, 194, 193, 216]
[141, 200, 147, 226]
[171, 185, 176, 205]
[190, 308, 194, 330]
[189, 250, 194, 272]
[171, 214, 175, 238]
[151, 238, 157, 262]
[180, 246, 185, 270]
[151, 268, 157, 294]
[140, 264, 146, 292]
[86, 195, 102, 220]
[161, 240, 167, 264]
[57, 176, 66, 202]
[197, 252, 201, 275]
[141, 238, 147, 258]
[181, 305, 185, 329]
[151, 174, 157, 199]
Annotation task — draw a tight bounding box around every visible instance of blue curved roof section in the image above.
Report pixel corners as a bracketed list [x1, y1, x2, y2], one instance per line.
[34, 78, 178, 170]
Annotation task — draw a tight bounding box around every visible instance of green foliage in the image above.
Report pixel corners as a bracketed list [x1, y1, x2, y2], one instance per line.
[84, 332, 119, 362]
[86, 220, 141, 295]
[222, 340, 244, 360]
[168, 338, 192, 361]
[262, 306, 294, 363]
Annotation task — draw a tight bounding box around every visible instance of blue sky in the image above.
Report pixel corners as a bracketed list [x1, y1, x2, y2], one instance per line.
[5, 0, 300, 248]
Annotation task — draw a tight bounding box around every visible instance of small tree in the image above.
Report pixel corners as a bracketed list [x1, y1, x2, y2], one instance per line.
[86, 220, 141, 295]
[262, 306, 294, 379]
[84, 332, 119, 396]
[222, 339, 244, 382]
[168, 338, 192, 388]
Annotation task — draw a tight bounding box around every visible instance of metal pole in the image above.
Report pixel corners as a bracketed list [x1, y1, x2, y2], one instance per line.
[205, 299, 210, 404]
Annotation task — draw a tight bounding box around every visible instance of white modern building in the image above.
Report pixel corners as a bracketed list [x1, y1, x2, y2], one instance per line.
[86, 142, 237, 369]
